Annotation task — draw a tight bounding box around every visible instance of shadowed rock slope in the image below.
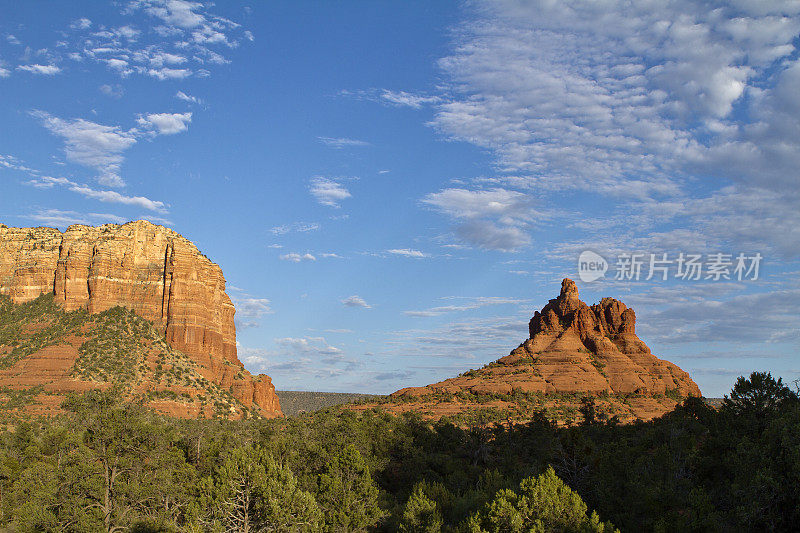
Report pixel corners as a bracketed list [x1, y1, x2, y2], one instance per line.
[363, 279, 700, 424]
[0, 221, 280, 418]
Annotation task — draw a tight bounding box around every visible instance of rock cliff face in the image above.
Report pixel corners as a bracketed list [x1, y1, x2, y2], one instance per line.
[386, 278, 700, 423]
[0, 221, 281, 417]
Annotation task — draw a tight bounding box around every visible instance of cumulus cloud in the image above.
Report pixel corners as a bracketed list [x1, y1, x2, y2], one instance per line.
[51, 1, 254, 80]
[309, 177, 351, 207]
[342, 295, 372, 308]
[279, 253, 316, 263]
[136, 112, 192, 134]
[138, 0, 207, 29]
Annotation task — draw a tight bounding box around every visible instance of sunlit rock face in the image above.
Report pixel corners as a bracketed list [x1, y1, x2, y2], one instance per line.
[0, 220, 281, 417]
[390, 278, 700, 423]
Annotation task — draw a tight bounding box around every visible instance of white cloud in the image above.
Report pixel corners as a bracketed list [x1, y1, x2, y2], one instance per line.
[26, 209, 126, 227]
[6, 34, 20, 45]
[342, 295, 372, 309]
[279, 253, 316, 263]
[68, 185, 167, 211]
[234, 297, 273, 318]
[318, 136, 370, 149]
[70, 18, 92, 30]
[17, 64, 61, 75]
[275, 336, 342, 356]
[175, 90, 201, 104]
[309, 177, 351, 207]
[424, 0, 800, 261]
[422, 187, 543, 252]
[136, 112, 192, 134]
[270, 222, 320, 235]
[404, 296, 524, 318]
[99, 84, 124, 98]
[147, 67, 191, 80]
[32, 111, 137, 187]
[0, 67, 9, 78]
[386, 248, 428, 258]
[380, 89, 440, 109]
[340, 88, 440, 109]
[140, 0, 206, 29]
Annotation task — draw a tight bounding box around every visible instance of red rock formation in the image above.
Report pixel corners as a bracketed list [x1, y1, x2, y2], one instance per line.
[0, 221, 281, 417]
[387, 278, 700, 423]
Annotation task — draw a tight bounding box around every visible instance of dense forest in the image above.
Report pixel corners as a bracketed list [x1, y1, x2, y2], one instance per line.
[0, 371, 797, 532]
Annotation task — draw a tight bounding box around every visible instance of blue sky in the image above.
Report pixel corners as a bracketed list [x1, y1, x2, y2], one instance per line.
[2, 1, 799, 397]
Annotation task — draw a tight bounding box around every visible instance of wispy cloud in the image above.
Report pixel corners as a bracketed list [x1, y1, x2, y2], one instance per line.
[422, 188, 544, 252]
[25, 209, 126, 227]
[32, 110, 192, 187]
[340, 88, 440, 109]
[270, 222, 320, 235]
[17, 64, 61, 75]
[386, 248, 428, 258]
[70, 18, 92, 30]
[379, 89, 440, 109]
[317, 136, 370, 149]
[68, 185, 167, 211]
[32, 111, 137, 187]
[275, 336, 342, 356]
[15, 154, 168, 212]
[309, 177, 351, 208]
[175, 90, 201, 104]
[404, 296, 525, 318]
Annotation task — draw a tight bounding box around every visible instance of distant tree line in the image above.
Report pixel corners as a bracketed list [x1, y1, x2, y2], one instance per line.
[0, 371, 797, 532]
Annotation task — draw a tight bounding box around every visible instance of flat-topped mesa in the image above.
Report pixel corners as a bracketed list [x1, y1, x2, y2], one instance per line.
[391, 278, 700, 421]
[0, 221, 281, 417]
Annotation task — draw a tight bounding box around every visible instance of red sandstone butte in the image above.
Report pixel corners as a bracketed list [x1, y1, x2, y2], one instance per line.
[389, 278, 700, 422]
[0, 220, 281, 417]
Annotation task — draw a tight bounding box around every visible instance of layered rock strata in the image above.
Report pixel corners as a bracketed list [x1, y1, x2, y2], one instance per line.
[0, 221, 280, 417]
[389, 278, 700, 422]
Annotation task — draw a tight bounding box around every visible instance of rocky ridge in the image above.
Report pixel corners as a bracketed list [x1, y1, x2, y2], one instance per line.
[0, 221, 280, 417]
[381, 278, 700, 423]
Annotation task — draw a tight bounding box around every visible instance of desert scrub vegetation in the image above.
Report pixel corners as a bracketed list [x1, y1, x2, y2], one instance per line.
[0, 295, 251, 419]
[0, 293, 89, 369]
